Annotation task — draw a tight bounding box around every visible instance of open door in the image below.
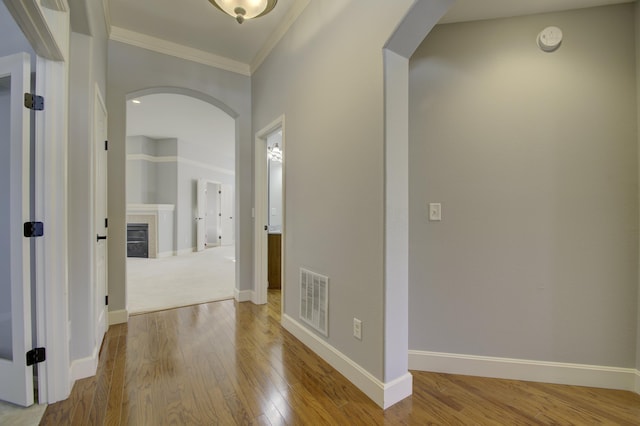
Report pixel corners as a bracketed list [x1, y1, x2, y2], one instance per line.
[0, 52, 34, 406]
[196, 178, 206, 252]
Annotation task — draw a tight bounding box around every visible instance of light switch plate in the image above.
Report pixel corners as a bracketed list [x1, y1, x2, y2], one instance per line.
[429, 203, 442, 221]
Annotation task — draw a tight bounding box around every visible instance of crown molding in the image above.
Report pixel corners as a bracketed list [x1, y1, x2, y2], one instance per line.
[250, 0, 310, 74]
[110, 26, 251, 76]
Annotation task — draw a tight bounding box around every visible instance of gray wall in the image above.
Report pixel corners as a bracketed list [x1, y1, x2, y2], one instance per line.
[409, 4, 638, 367]
[66, 0, 108, 363]
[126, 135, 234, 252]
[252, 0, 415, 380]
[107, 44, 252, 314]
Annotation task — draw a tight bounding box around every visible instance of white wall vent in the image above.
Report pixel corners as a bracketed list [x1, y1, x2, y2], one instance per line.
[300, 268, 329, 336]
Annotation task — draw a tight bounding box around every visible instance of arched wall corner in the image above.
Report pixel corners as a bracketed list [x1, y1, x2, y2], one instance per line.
[108, 86, 242, 324]
[381, 0, 454, 409]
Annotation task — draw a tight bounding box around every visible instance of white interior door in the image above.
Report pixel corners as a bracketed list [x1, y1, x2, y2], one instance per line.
[0, 52, 34, 407]
[94, 88, 108, 346]
[221, 184, 234, 246]
[196, 178, 206, 252]
[205, 182, 221, 247]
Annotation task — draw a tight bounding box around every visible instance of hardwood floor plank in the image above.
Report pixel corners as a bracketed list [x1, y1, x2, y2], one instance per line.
[40, 290, 640, 425]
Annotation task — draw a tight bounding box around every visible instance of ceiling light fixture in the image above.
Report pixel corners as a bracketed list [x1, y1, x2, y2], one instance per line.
[208, 0, 277, 24]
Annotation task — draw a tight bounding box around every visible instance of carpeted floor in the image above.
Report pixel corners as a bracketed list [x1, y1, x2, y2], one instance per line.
[127, 245, 236, 314]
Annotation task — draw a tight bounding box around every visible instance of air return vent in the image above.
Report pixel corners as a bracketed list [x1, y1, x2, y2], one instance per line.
[300, 268, 329, 336]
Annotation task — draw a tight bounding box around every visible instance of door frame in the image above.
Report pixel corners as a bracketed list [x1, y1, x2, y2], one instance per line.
[254, 115, 285, 306]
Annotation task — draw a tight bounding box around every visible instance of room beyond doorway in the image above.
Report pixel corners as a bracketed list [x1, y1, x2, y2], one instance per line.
[127, 245, 235, 314]
[125, 92, 236, 313]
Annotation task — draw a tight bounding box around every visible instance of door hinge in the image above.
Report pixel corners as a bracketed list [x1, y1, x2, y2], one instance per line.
[105, 295, 109, 306]
[105, 218, 108, 228]
[24, 222, 44, 238]
[26, 347, 46, 366]
[105, 140, 108, 150]
[24, 93, 44, 111]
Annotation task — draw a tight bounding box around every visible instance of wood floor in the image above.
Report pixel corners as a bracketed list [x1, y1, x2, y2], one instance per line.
[41, 291, 640, 425]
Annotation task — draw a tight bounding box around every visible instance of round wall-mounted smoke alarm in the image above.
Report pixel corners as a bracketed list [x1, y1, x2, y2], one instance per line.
[537, 26, 563, 52]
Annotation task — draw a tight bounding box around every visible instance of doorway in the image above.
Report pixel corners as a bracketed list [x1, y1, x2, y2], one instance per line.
[254, 116, 285, 306]
[125, 92, 237, 314]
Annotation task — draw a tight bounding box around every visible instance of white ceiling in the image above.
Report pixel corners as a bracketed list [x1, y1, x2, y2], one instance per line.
[441, 0, 633, 24]
[108, 0, 306, 66]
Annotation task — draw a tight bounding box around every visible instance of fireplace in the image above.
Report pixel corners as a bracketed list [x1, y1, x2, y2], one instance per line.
[127, 223, 149, 258]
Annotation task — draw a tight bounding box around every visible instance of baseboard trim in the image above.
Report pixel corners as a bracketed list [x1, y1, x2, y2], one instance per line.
[635, 370, 640, 394]
[235, 289, 254, 302]
[175, 248, 194, 257]
[409, 350, 636, 392]
[282, 314, 412, 409]
[69, 347, 99, 382]
[109, 309, 128, 325]
[157, 251, 173, 258]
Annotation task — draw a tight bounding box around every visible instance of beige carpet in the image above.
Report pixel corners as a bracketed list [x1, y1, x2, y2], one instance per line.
[127, 245, 235, 314]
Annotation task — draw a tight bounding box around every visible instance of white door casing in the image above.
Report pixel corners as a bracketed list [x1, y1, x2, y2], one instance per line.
[196, 178, 206, 252]
[0, 52, 34, 407]
[94, 85, 108, 347]
[254, 116, 284, 305]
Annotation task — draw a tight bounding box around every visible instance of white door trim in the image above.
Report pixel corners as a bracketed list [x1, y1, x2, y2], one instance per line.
[253, 116, 285, 306]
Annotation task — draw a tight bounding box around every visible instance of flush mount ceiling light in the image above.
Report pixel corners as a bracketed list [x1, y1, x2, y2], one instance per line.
[208, 0, 277, 24]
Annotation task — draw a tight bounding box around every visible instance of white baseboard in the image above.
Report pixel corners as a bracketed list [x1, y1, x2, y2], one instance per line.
[157, 251, 174, 258]
[109, 309, 128, 325]
[173, 247, 197, 256]
[635, 370, 640, 394]
[235, 289, 254, 302]
[282, 314, 412, 409]
[69, 347, 99, 382]
[409, 350, 637, 392]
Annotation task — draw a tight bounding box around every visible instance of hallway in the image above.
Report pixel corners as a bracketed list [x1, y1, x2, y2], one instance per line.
[40, 292, 640, 425]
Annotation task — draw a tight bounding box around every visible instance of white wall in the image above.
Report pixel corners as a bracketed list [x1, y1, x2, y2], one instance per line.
[252, 0, 416, 381]
[107, 44, 252, 315]
[409, 4, 637, 368]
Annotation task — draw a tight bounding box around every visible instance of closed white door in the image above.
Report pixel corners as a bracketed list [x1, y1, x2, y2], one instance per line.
[0, 52, 34, 407]
[94, 88, 108, 347]
[205, 182, 221, 247]
[196, 178, 206, 252]
[220, 184, 234, 246]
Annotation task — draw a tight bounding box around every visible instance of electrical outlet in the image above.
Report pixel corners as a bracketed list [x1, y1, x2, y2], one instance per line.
[353, 318, 362, 340]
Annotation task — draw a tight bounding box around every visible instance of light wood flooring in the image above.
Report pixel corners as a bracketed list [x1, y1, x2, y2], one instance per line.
[41, 291, 640, 425]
